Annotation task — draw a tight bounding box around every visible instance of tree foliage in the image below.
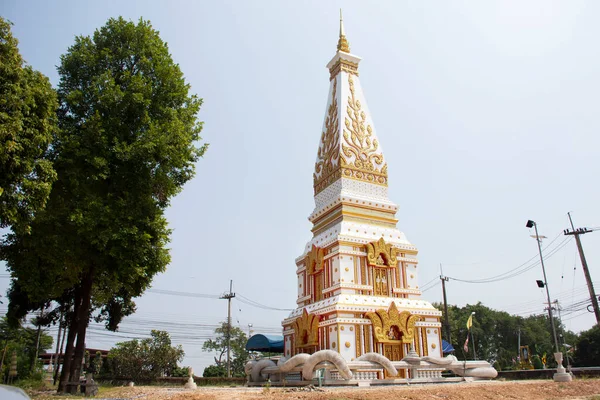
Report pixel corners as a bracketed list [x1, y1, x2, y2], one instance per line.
[2, 16, 206, 393]
[438, 302, 575, 370]
[0, 17, 58, 233]
[202, 322, 249, 377]
[107, 330, 184, 381]
[202, 364, 226, 378]
[574, 325, 600, 367]
[0, 317, 53, 381]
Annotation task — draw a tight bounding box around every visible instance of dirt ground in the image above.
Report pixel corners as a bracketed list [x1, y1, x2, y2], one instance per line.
[28, 379, 600, 400]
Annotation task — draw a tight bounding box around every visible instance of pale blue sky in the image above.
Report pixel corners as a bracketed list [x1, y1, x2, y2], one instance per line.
[2, 0, 599, 373]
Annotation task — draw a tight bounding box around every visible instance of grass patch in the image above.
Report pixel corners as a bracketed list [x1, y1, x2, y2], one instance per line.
[24, 383, 122, 400]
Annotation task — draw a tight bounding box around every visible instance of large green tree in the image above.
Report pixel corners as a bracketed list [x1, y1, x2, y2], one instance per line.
[107, 330, 184, 382]
[574, 325, 600, 367]
[3, 16, 206, 393]
[0, 17, 58, 233]
[202, 322, 249, 377]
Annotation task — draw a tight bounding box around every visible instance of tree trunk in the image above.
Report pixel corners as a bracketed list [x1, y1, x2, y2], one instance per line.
[58, 290, 82, 393]
[53, 314, 65, 385]
[58, 315, 78, 392]
[0, 340, 8, 384]
[32, 318, 42, 373]
[67, 268, 94, 393]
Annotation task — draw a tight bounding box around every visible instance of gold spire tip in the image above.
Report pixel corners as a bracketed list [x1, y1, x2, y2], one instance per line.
[337, 9, 350, 53]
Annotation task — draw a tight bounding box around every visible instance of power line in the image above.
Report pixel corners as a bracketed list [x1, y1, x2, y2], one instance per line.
[448, 234, 572, 284]
[502, 283, 595, 313]
[236, 294, 294, 312]
[421, 281, 440, 293]
[419, 277, 439, 292]
[146, 287, 293, 312]
[147, 288, 220, 299]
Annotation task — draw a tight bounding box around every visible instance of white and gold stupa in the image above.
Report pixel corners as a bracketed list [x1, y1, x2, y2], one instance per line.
[281, 13, 443, 364]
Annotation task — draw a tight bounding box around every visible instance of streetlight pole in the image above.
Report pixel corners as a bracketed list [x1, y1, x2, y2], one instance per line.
[526, 219, 571, 382]
[528, 220, 560, 354]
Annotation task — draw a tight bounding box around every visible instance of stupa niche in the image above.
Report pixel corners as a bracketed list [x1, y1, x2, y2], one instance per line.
[281, 12, 443, 366]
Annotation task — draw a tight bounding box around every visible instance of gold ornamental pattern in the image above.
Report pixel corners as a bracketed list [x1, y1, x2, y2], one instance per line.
[337, 33, 350, 53]
[314, 79, 339, 183]
[340, 75, 387, 186]
[367, 237, 398, 267]
[329, 58, 359, 81]
[305, 244, 325, 275]
[313, 78, 341, 194]
[293, 309, 320, 348]
[366, 302, 420, 345]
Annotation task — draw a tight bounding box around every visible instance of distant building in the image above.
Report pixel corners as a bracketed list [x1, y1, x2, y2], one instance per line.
[39, 347, 109, 367]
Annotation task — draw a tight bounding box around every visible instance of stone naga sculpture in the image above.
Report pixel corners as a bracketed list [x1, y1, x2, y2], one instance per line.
[356, 353, 398, 377]
[301, 350, 352, 380]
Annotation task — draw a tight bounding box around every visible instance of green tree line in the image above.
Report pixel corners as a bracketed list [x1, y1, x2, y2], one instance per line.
[438, 302, 600, 370]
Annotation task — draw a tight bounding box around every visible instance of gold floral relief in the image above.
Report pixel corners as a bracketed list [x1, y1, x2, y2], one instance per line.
[367, 237, 398, 267]
[293, 308, 320, 348]
[365, 302, 420, 345]
[340, 75, 387, 185]
[314, 78, 339, 188]
[305, 244, 324, 275]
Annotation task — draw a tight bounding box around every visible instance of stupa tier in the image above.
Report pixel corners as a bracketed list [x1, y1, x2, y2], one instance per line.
[281, 14, 443, 366]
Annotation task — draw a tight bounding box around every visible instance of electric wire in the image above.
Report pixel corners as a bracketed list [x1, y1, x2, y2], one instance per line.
[236, 294, 294, 312]
[147, 288, 220, 299]
[421, 281, 440, 293]
[419, 276, 439, 291]
[448, 234, 572, 284]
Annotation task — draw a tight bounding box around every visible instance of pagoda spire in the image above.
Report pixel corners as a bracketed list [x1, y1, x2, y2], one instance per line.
[337, 9, 350, 53]
[314, 14, 389, 200]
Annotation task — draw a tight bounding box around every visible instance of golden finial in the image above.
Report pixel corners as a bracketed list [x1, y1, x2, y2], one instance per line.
[337, 9, 350, 53]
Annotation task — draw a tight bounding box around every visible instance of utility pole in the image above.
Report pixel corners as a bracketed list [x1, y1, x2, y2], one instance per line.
[564, 212, 600, 325]
[220, 280, 235, 378]
[440, 264, 451, 345]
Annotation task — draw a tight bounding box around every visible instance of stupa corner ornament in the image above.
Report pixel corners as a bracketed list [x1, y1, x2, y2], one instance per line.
[366, 302, 420, 344]
[366, 237, 398, 267]
[293, 309, 319, 349]
[305, 244, 324, 275]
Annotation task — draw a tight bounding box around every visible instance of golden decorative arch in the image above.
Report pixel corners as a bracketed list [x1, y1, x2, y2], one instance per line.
[365, 302, 420, 344]
[305, 244, 325, 275]
[366, 237, 398, 267]
[293, 309, 319, 348]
